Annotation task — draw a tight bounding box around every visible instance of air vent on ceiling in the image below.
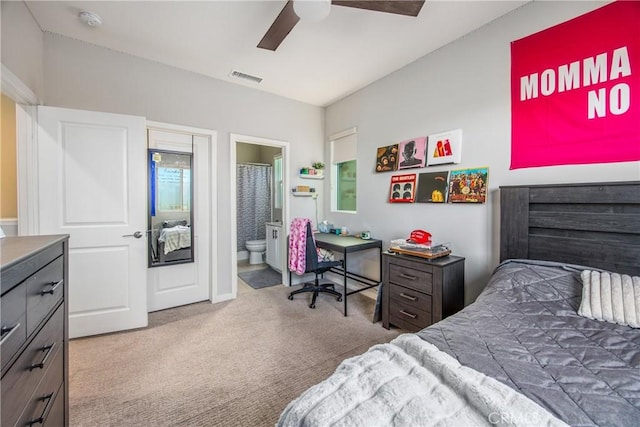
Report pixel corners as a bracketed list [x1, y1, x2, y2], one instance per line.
[230, 70, 263, 84]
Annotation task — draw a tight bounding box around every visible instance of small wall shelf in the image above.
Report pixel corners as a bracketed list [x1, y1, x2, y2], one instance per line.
[298, 173, 324, 180]
[291, 191, 315, 197]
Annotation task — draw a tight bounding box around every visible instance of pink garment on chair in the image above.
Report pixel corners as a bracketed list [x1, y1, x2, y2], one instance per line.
[288, 218, 312, 275]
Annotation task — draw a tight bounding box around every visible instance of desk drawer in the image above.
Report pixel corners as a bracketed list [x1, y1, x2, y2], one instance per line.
[26, 256, 64, 337]
[389, 284, 431, 313]
[388, 263, 432, 294]
[1, 282, 27, 371]
[14, 347, 64, 427]
[1, 305, 64, 427]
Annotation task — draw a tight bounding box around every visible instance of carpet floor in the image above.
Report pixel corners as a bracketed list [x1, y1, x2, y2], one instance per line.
[68, 280, 401, 426]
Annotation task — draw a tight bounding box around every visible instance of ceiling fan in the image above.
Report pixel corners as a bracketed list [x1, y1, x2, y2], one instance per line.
[257, 0, 426, 51]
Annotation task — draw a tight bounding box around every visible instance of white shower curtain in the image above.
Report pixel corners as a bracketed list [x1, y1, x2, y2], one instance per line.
[236, 164, 272, 252]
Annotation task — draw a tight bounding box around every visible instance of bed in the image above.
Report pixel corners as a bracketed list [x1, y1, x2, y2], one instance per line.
[277, 181, 640, 427]
[153, 220, 192, 263]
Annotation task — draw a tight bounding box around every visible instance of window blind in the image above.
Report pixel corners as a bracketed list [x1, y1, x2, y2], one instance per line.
[331, 129, 357, 164]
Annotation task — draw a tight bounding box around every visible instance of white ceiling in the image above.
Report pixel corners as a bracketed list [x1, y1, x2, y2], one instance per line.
[25, 0, 528, 106]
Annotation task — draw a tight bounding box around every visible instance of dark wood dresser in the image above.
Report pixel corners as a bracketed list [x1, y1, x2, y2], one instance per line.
[1, 235, 69, 427]
[382, 252, 465, 332]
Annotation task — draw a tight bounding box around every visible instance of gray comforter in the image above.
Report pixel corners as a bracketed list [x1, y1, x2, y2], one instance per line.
[417, 260, 640, 427]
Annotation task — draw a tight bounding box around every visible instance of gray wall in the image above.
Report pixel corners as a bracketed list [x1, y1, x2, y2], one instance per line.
[324, 1, 640, 304]
[42, 33, 325, 296]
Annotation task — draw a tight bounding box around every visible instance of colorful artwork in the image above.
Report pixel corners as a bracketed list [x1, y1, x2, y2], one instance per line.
[375, 144, 398, 172]
[510, 1, 640, 169]
[389, 173, 417, 203]
[415, 171, 449, 203]
[447, 167, 488, 203]
[397, 137, 427, 170]
[426, 129, 462, 166]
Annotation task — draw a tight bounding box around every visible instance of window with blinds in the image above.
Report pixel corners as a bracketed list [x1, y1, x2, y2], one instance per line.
[330, 128, 357, 212]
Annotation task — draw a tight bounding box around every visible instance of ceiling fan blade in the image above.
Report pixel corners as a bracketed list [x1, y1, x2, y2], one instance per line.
[332, 0, 425, 17]
[258, 0, 301, 51]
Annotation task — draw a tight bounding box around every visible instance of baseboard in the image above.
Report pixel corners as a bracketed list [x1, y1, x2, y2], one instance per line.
[0, 218, 18, 237]
[211, 292, 236, 304]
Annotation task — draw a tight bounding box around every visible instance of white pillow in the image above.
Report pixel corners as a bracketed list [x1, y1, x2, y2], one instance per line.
[578, 270, 640, 328]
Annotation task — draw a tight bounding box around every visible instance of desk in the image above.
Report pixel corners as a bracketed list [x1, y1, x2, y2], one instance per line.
[314, 233, 383, 316]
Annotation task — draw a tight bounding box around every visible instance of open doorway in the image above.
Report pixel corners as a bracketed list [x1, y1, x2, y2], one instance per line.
[230, 134, 289, 296]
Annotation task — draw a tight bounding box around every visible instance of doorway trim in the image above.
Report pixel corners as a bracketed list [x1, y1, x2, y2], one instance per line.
[230, 133, 290, 297]
[147, 121, 219, 303]
[2, 63, 40, 236]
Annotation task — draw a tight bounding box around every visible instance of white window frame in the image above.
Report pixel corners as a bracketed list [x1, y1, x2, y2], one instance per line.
[329, 127, 357, 213]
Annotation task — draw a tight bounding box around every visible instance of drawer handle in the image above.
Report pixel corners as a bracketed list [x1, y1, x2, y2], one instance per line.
[29, 392, 55, 426]
[0, 323, 21, 346]
[29, 343, 56, 371]
[399, 310, 417, 319]
[41, 279, 63, 296]
[399, 293, 417, 302]
[399, 273, 417, 281]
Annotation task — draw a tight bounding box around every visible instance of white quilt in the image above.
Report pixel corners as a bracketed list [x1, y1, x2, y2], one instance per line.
[277, 334, 567, 427]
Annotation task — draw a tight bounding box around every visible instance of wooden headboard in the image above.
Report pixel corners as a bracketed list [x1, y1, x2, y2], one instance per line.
[500, 181, 640, 276]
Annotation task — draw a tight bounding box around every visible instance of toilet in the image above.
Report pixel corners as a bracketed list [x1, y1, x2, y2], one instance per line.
[246, 239, 267, 264]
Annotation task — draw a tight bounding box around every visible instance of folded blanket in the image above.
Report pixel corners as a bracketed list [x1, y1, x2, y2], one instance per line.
[277, 334, 567, 427]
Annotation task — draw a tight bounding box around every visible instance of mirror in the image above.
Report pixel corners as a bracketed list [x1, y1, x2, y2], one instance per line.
[148, 149, 194, 267]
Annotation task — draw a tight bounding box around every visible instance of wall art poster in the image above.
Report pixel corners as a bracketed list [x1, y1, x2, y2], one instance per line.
[415, 172, 449, 203]
[397, 137, 427, 170]
[426, 129, 462, 166]
[447, 167, 488, 204]
[510, 1, 640, 169]
[389, 173, 417, 203]
[375, 144, 398, 172]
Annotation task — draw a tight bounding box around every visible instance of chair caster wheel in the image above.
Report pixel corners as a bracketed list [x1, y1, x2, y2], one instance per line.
[288, 295, 294, 300]
[337, 296, 342, 302]
[309, 303, 316, 309]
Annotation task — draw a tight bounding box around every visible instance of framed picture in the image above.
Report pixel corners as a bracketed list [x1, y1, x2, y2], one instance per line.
[375, 144, 398, 172]
[389, 173, 417, 203]
[415, 171, 449, 203]
[447, 167, 488, 203]
[426, 129, 462, 166]
[397, 137, 427, 170]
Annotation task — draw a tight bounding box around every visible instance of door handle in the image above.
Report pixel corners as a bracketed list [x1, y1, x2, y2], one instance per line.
[122, 231, 143, 238]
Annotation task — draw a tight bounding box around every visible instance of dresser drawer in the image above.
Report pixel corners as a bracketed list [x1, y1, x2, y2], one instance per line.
[44, 382, 65, 427]
[388, 263, 433, 294]
[1, 282, 27, 371]
[1, 305, 64, 427]
[389, 284, 432, 313]
[26, 256, 64, 337]
[15, 347, 64, 427]
[1, 242, 63, 295]
[389, 298, 432, 331]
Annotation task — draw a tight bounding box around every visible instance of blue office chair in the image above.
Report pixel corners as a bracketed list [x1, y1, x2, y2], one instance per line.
[288, 222, 343, 308]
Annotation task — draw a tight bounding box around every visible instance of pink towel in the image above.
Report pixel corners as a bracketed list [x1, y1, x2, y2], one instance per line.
[289, 218, 312, 275]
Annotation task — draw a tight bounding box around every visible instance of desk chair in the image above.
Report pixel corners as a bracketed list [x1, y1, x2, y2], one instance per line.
[288, 222, 343, 309]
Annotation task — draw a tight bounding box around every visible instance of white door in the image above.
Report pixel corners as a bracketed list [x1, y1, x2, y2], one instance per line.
[147, 129, 210, 311]
[37, 106, 148, 338]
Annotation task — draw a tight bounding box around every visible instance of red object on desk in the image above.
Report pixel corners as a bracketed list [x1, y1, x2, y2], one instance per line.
[409, 230, 431, 245]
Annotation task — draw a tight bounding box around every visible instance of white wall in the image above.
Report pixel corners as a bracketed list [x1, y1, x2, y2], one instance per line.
[324, 1, 640, 304]
[42, 33, 325, 296]
[1, 1, 44, 100]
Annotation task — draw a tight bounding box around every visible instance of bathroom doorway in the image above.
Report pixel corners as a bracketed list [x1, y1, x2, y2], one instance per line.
[230, 134, 289, 297]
